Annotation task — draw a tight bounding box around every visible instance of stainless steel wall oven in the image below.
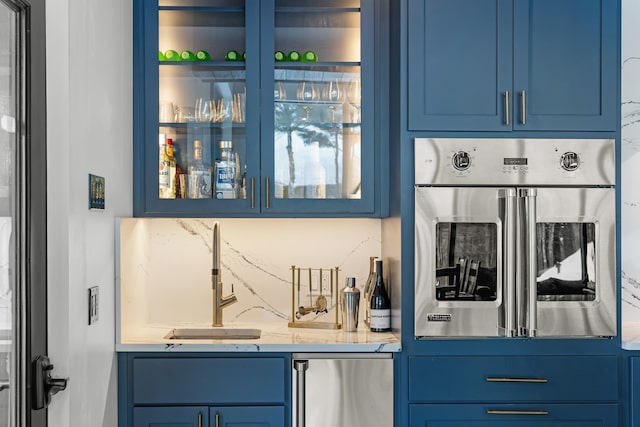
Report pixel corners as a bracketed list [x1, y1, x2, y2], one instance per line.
[414, 138, 616, 338]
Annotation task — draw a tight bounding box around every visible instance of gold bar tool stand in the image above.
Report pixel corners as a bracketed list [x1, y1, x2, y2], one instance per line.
[288, 265, 341, 329]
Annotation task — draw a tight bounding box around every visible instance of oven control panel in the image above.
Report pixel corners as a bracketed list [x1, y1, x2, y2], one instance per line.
[414, 138, 615, 186]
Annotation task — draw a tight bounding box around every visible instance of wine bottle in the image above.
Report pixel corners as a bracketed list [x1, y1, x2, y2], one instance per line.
[159, 135, 170, 197]
[302, 51, 318, 62]
[225, 50, 240, 61]
[164, 50, 181, 61]
[370, 259, 391, 332]
[196, 50, 211, 61]
[274, 50, 286, 62]
[188, 140, 212, 199]
[362, 256, 377, 326]
[287, 50, 301, 62]
[180, 50, 196, 61]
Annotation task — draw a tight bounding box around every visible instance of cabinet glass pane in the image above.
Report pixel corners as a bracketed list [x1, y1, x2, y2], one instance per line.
[273, 1, 361, 200]
[158, 3, 247, 201]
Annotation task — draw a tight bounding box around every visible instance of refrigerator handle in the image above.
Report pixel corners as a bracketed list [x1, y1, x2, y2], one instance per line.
[501, 188, 518, 337]
[519, 188, 538, 337]
[293, 360, 309, 427]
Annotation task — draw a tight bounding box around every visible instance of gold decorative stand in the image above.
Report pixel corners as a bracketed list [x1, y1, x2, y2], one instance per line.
[287, 265, 341, 329]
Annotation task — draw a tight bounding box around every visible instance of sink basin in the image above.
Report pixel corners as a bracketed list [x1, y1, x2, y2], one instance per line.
[164, 328, 261, 340]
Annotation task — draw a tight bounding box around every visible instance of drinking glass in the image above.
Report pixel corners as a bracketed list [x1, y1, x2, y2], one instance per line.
[159, 100, 175, 123]
[346, 80, 361, 123]
[296, 81, 319, 121]
[195, 98, 213, 122]
[322, 80, 344, 122]
[274, 81, 287, 101]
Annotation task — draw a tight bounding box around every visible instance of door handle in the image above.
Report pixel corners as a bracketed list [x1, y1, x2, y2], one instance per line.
[265, 177, 270, 209]
[487, 409, 548, 415]
[518, 188, 538, 337]
[250, 177, 255, 209]
[500, 188, 517, 337]
[293, 360, 309, 427]
[214, 411, 220, 427]
[503, 91, 510, 125]
[32, 355, 68, 410]
[0, 381, 9, 392]
[520, 90, 527, 125]
[198, 412, 203, 427]
[486, 377, 548, 383]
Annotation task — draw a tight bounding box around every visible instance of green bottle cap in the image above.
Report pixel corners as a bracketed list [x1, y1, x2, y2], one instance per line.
[180, 50, 196, 61]
[196, 50, 211, 61]
[164, 50, 181, 61]
[302, 51, 318, 62]
[274, 51, 285, 61]
[158, 50, 166, 61]
[287, 50, 301, 62]
[225, 50, 240, 61]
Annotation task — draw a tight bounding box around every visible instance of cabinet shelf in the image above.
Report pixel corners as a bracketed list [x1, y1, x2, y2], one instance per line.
[159, 122, 246, 129]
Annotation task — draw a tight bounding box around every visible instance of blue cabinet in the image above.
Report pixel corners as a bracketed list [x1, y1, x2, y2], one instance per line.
[410, 404, 619, 427]
[133, 0, 386, 217]
[118, 354, 288, 427]
[407, 0, 618, 132]
[134, 406, 284, 427]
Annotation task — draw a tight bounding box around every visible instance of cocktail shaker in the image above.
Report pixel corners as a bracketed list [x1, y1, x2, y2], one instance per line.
[341, 277, 360, 332]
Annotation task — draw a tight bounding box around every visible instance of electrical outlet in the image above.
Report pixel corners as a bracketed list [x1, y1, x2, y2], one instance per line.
[88, 286, 99, 325]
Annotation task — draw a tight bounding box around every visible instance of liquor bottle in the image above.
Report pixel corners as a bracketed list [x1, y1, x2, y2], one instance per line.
[214, 140, 237, 199]
[188, 140, 212, 199]
[164, 138, 177, 198]
[158, 135, 170, 198]
[304, 141, 326, 199]
[196, 50, 211, 61]
[362, 256, 377, 327]
[274, 51, 286, 62]
[302, 51, 318, 62]
[287, 50, 301, 62]
[370, 259, 391, 332]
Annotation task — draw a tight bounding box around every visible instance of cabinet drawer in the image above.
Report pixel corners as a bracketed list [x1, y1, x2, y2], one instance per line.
[132, 357, 285, 404]
[409, 356, 618, 402]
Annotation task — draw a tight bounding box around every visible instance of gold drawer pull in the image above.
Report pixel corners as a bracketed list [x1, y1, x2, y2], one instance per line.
[486, 377, 548, 383]
[487, 409, 549, 416]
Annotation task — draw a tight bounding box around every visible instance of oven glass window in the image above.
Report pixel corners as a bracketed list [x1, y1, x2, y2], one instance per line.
[435, 223, 497, 301]
[536, 222, 596, 301]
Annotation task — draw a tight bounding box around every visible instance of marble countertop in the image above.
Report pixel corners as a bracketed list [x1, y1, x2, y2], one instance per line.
[117, 322, 401, 353]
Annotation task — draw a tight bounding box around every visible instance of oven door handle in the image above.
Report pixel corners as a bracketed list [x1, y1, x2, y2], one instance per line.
[501, 188, 518, 337]
[519, 188, 538, 337]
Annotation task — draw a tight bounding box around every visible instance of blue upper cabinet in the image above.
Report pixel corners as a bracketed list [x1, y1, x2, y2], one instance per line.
[133, 0, 384, 217]
[408, 0, 618, 132]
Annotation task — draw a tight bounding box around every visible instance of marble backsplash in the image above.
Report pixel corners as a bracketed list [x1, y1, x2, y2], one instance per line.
[117, 218, 381, 334]
[622, 0, 640, 325]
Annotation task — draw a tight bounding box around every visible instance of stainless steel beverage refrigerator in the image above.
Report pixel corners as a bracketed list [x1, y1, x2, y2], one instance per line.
[414, 138, 616, 338]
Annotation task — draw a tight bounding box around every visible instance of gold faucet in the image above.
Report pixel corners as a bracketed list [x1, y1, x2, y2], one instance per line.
[212, 221, 237, 327]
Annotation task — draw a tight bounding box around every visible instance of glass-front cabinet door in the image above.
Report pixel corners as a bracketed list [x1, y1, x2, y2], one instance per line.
[139, 0, 260, 215]
[134, 0, 380, 216]
[262, 0, 375, 214]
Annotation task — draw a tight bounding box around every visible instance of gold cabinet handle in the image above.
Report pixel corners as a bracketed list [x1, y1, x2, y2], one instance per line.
[486, 377, 548, 383]
[215, 412, 220, 427]
[197, 412, 202, 427]
[250, 177, 255, 209]
[520, 90, 526, 125]
[487, 409, 549, 415]
[503, 91, 510, 125]
[265, 177, 270, 209]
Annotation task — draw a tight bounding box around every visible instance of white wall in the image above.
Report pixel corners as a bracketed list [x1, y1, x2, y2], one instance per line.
[46, 0, 132, 425]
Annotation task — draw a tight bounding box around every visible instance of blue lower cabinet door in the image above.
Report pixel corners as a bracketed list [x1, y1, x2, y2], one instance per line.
[133, 406, 208, 427]
[210, 406, 284, 427]
[410, 404, 619, 427]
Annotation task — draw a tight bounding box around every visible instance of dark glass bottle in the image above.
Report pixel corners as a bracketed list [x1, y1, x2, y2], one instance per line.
[369, 259, 391, 332]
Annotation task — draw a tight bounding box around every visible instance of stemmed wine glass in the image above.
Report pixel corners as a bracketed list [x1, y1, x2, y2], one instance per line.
[346, 80, 361, 123]
[322, 80, 344, 123]
[296, 80, 319, 121]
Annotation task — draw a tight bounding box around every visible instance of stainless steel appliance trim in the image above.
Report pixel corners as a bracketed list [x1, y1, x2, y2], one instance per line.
[293, 360, 308, 427]
[292, 353, 392, 359]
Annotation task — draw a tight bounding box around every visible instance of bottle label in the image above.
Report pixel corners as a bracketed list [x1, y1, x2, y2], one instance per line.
[370, 309, 391, 330]
[214, 162, 236, 199]
[159, 162, 170, 188]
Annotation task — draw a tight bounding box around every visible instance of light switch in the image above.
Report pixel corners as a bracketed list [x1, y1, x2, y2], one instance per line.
[88, 286, 99, 325]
